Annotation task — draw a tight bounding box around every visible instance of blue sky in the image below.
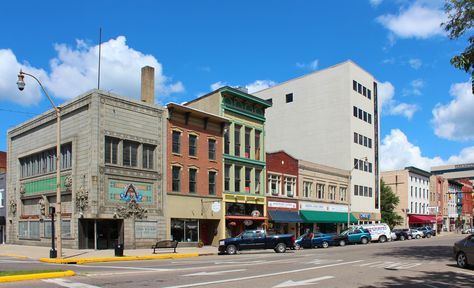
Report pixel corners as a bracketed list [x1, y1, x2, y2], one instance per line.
[0, 0, 473, 171]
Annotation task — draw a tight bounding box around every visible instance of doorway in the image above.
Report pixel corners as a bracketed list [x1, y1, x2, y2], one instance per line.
[79, 219, 123, 249]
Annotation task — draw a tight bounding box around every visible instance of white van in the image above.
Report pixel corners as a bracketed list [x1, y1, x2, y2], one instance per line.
[356, 223, 391, 243]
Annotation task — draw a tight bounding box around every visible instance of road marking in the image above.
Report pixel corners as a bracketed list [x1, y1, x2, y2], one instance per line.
[273, 276, 334, 287]
[73, 263, 172, 271]
[162, 260, 363, 288]
[306, 259, 342, 265]
[183, 269, 247, 277]
[0, 259, 40, 263]
[356, 261, 422, 270]
[422, 283, 440, 288]
[43, 278, 101, 288]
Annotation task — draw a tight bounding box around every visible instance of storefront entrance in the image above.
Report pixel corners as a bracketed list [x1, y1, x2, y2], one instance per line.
[79, 219, 124, 249]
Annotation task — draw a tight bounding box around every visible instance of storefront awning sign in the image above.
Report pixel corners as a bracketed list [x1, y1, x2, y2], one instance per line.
[268, 201, 297, 209]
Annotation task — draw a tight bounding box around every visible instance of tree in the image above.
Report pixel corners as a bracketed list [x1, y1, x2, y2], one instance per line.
[442, 0, 474, 85]
[380, 180, 404, 229]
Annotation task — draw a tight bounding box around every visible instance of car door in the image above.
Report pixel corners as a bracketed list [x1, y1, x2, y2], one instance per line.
[349, 229, 362, 243]
[312, 233, 323, 247]
[253, 230, 266, 249]
[240, 231, 256, 250]
[465, 235, 474, 262]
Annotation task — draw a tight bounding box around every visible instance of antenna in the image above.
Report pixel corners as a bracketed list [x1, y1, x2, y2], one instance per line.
[98, 27, 102, 90]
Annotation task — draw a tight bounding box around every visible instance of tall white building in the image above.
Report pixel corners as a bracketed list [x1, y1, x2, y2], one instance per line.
[254, 60, 380, 223]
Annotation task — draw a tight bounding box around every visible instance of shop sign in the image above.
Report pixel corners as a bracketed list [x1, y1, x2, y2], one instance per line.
[211, 201, 221, 213]
[359, 213, 371, 220]
[299, 201, 348, 212]
[243, 220, 253, 226]
[251, 210, 261, 217]
[135, 221, 158, 239]
[268, 201, 297, 209]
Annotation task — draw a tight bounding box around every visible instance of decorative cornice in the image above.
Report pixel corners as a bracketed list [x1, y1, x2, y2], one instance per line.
[104, 130, 158, 145]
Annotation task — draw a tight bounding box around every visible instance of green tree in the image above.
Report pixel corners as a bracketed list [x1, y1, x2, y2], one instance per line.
[380, 180, 404, 229]
[442, 0, 474, 77]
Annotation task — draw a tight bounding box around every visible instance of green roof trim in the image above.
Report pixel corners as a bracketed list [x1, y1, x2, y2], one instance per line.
[300, 210, 358, 224]
[220, 87, 272, 108]
[224, 154, 266, 167]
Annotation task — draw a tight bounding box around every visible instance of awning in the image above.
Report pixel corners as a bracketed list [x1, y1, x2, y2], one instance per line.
[408, 214, 441, 224]
[300, 210, 358, 224]
[268, 210, 303, 223]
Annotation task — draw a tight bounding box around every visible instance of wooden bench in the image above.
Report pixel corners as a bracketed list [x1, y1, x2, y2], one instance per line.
[152, 240, 178, 253]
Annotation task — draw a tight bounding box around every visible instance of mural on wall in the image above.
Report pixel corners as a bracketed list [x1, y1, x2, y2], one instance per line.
[115, 181, 148, 219]
[108, 180, 153, 204]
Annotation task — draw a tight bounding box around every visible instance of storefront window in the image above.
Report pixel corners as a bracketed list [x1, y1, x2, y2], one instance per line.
[171, 219, 199, 242]
[171, 219, 184, 242]
[185, 220, 198, 242]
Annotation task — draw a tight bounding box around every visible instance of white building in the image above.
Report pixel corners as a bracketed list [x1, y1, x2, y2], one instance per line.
[254, 60, 380, 223]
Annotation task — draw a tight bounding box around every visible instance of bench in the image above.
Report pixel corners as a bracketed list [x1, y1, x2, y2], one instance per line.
[152, 240, 178, 253]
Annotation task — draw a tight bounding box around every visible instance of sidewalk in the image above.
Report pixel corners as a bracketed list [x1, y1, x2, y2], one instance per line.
[0, 244, 217, 262]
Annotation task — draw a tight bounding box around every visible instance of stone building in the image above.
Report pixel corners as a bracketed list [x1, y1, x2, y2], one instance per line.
[0, 172, 5, 244]
[7, 66, 166, 249]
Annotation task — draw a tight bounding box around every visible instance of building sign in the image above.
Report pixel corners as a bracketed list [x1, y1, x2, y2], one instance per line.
[211, 201, 221, 213]
[299, 201, 348, 213]
[135, 221, 158, 239]
[359, 213, 371, 220]
[268, 201, 297, 210]
[108, 180, 153, 204]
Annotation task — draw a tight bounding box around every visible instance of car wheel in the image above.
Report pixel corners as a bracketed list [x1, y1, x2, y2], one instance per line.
[379, 236, 387, 243]
[295, 243, 301, 250]
[400, 235, 405, 241]
[226, 245, 237, 255]
[426, 233, 432, 238]
[322, 241, 329, 248]
[361, 237, 368, 244]
[275, 243, 287, 253]
[408, 235, 412, 240]
[339, 240, 346, 247]
[416, 235, 421, 239]
[457, 252, 468, 268]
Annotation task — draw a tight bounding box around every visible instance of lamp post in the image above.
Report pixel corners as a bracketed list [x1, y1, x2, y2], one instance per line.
[17, 70, 62, 258]
[348, 157, 368, 228]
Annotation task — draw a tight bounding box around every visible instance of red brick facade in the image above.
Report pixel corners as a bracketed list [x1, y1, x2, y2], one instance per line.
[459, 179, 473, 220]
[266, 151, 299, 196]
[0, 151, 6, 173]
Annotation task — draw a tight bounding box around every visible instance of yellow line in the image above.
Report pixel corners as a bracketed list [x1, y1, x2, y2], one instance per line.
[39, 253, 201, 264]
[0, 270, 75, 283]
[0, 253, 30, 259]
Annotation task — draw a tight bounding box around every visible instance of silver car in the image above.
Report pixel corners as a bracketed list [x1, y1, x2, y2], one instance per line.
[453, 234, 474, 268]
[462, 228, 474, 234]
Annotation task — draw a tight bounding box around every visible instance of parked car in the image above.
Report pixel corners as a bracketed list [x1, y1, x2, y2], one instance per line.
[462, 228, 474, 234]
[416, 227, 433, 238]
[218, 230, 295, 255]
[410, 229, 424, 239]
[334, 228, 371, 246]
[390, 231, 397, 241]
[295, 232, 335, 249]
[356, 223, 391, 243]
[392, 229, 411, 241]
[453, 234, 474, 268]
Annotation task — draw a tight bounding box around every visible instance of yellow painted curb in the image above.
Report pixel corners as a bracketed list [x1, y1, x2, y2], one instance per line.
[0, 270, 75, 283]
[0, 253, 30, 259]
[39, 253, 201, 264]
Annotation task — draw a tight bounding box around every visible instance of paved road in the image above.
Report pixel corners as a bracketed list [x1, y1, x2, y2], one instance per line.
[1, 234, 473, 287]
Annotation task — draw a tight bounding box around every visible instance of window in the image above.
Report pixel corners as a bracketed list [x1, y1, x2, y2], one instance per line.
[268, 174, 281, 196]
[358, 108, 363, 119]
[359, 134, 363, 145]
[364, 136, 368, 147]
[353, 80, 357, 91]
[172, 131, 181, 154]
[358, 83, 362, 93]
[255, 169, 261, 194]
[364, 186, 368, 197]
[415, 187, 418, 198]
[316, 184, 325, 199]
[286, 93, 293, 103]
[329, 185, 336, 201]
[354, 185, 359, 196]
[20, 143, 72, 178]
[189, 168, 197, 193]
[208, 171, 216, 195]
[18, 221, 39, 239]
[368, 138, 372, 148]
[224, 164, 231, 191]
[224, 124, 230, 154]
[303, 181, 312, 198]
[234, 125, 241, 157]
[363, 86, 367, 96]
[143, 144, 155, 169]
[189, 135, 197, 157]
[234, 166, 241, 192]
[285, 177, 296, 197]
[245, 128, 251, 158]
[411, 186, 413, 197]
[353, 106, 357, 117]
[354, 132, 358, 143]
[255, 131, 261, 160]
[363, 111, 367, 122]
[354, 158, 358, 169]
[369, 187, 373, 197]
[208, 139, 216, 160]
[171, 219, 198, 242]
[245, 168, 251, 193]
[369, 163, 372, 173]
[123, 140, 139, 167]
[368, 114, 372, 124]
[368, 89, 371, 99]
[172, 166, 181, 192]
[340, 187, 347, 201]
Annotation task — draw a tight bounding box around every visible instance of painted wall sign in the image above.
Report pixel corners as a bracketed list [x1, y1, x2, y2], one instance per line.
[268, 201, 297, 209]
[299, 201, 348, 212]
[359, 213, 371, 220]
[108, 180, 153, 204]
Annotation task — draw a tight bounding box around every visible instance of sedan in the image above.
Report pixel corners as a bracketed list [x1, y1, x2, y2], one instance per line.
[453, 234, 474, 268]
[410, 229, 424, 239]
[295, 232, 335, 249]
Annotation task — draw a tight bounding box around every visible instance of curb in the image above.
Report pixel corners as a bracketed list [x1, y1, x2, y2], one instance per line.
[0, 270, 75, 283]
[0, 253, 30, 259]
[39, 253, 210, 264]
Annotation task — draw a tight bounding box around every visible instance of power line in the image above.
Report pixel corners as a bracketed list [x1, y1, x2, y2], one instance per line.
[0, 108, 38, 115]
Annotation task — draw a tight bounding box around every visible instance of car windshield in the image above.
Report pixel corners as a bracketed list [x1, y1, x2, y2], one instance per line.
[340, 229, 352, 235]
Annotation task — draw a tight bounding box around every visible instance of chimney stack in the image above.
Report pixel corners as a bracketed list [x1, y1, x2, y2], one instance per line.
[141, 66, 155, 104]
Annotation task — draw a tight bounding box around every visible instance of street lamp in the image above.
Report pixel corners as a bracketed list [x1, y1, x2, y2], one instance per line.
[348, 157, 368, 228]
[17, 70, 62, 259]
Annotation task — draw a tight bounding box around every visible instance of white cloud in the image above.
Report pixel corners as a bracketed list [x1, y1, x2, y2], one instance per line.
[210, 81, 227, 91]
[369, 0, 383, 7]
[0, 36, 184, 106]
[246, 80, 276, 94]
[296, 59, 319, 71]
[432, 81, 474, 141]
[377, 3, 447, 39]
[378, 81, 418, 119]
[0, 49, 48, 105]
[408, 58, 422, 69]
[381, 128, 474, 171]
[403, 79, 424, 96]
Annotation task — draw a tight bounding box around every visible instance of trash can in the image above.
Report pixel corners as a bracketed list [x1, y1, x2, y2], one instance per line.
[114, 244, 124, 257]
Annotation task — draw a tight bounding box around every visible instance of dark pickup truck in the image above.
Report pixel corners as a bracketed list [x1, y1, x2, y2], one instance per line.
[218, 230, 295, 255]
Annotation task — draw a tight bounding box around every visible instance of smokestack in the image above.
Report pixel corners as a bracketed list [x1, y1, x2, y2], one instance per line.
[141, 66, 155, 104]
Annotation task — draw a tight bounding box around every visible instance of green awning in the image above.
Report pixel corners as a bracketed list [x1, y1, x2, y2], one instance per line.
[300, 210, 358, 224]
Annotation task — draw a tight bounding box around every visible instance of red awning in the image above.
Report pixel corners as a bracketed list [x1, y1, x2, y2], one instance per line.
[409, 214, 438, 224]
